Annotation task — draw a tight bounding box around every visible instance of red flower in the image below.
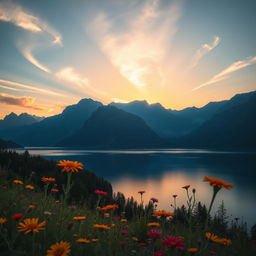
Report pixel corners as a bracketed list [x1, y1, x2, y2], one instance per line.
[147, 229, 161, 239]
[162, 236, 185, 250]
[12, 213, 24, 220]
[95, 190, 108, 196]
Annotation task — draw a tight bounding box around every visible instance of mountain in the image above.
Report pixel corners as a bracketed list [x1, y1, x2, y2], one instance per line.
[111, 101, 193, 138]
[0, 138, 22, 149]
[57, 106, 169, 148]
[0, 112, 44, 131]
[1, 99, 103, 146]
[178, 92, 256, 149]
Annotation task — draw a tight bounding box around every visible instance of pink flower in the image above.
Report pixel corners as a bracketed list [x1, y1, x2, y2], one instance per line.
[95, 190, 108, 196]
[120, 230, 129, 235]
[154, 251, 164, 256]
[150, 197, 159, 203]
[162, 236, 185, 250]
[147, 229, 161, 239]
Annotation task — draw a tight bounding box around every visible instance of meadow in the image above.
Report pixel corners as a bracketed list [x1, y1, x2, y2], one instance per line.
[0, 151, 255, 256]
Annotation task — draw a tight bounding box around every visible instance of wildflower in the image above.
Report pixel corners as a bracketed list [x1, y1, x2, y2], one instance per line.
[182, 185, 190, 190]
[73, 216, 86, 221]
[120, 218, 127, 223]
[12, 213, 24, 220]
[55, 200, 61, 204]
[25, 185, 34, 190]
[138, 190, 145, 195]
[147, 222, 160, 227]
[147, 229, 161, 239]
[13, 179, 24, 184]
[154, 251, 164, 256]
[57, 160, 83, 173]
[76, 238, 90, 243]
[150, 197, 158, 203]
[104, 213, 110, 217]
[28, 204, 36, 210]
[46, 241, 71, 256]
[101, 204, 119, 211]
[95, 189, 108, 196]
[120, 230, 129, 235]
[44, 211, 53, 216]
[203, 176, 233, 189]
[51, 189, 59, 192]
[93, 224, 111, 230]
[173, 194, 178, 198]
[187, 248, 198, 253]
[91, 238, 98, 242]
[152, 210, 175, 217]
[205, 232, 231, 245]
[18, 218, 46, 234]
[162, 236, 185, 250]
[41, 177, 56, 182]
[138, 242, 146, 247]
[132, 237, 139, 241]
[0, 218, 7, 224]
[111, 223, 116, 227]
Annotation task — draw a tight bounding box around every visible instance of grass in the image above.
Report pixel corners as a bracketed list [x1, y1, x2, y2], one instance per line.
[0, 162, 256, 256]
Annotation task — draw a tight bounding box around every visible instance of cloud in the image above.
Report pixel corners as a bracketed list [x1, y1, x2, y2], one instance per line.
[0, 92, 45, 110]
[89, 0, 182, 87]
[0, 84, 20, 91]
[192, 56, 256, 91]
[190, 36, 220, 69]
[111, 98, 129, 103]
[0, 79, 66, 97]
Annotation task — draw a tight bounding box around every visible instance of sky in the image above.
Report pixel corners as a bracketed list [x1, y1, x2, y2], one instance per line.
[0, 0, 255, 118]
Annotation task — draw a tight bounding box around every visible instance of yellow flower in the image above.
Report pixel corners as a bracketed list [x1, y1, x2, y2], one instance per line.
[13, 179, 24, 184]
[57, 160, 83, 173]
[100, 204, 119, 211]
[73, 216, 86, 221]
[147, 222, 160, 227]
[203, 177, 233, 189]
[205, 232, 232, 245]
[152, 210, 175, 217]
[25, 185, 35, 190]
[18, 218, 45, 234]
[0, 218, 7, 224]
[93, 224, 111, 230]
[41, 177, 56, 182]
[28, 204, 36, 210]
[76, 238, 90, 243]
[46, 241, 71, 256]
[187, 248, 198, 253]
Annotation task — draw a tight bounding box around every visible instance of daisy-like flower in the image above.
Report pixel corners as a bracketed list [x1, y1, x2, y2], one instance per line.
[147, 229, 161, 239]
[138, 190, 145, 195]
[120, 230, 129, 235]
[93, 224, 111, 230]
[162, 236, 185, 250]
[150, 197, 159, 203]
[73, 216, 86, 221]
[91, 238, 99, 242]
[57, 160, 83, 173]
[28, 204, 36, 210]
[25, 185, 34, 190]
[120, 218, 127, 223]
[76, 238, 90, 243]
[100, 204, 119, 211]
[13, 180, 24, 184]
[0, 218, 7, 224]
[203, 177, 233, 189]
[147, 222, 160, 227]
[205, 232, 232, 245]
[152, 210, 175, 217]
[95, 189, 108, 196]
[187, 248, 198, 253]
[47, 241, 71, 256]
[18, 218, 45, 234]
[41, 177, 56, 182]
[51, 189, 59, 192]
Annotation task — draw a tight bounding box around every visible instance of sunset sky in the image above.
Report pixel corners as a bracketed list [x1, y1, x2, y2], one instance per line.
[0, 0, 255, 118]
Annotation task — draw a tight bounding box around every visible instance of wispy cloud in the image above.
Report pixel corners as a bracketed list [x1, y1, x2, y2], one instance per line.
[90, 0, 182, 87]
[190, 36, 221, 69]
[0, 79, 66, 97]
[111, 98, 129, 103]
[0, 84, 20, 91]
[192, 56, 256, 91]
[0, 92, 45, 111]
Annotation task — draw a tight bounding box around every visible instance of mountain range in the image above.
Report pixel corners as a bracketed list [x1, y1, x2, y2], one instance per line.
[0, 90, 255, 149]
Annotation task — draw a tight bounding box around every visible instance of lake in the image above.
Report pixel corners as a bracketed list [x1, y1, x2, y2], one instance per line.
[16, 147, 256, 228]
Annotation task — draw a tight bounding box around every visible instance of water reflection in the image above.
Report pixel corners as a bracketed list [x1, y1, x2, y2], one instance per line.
[16, 147, 256, 227]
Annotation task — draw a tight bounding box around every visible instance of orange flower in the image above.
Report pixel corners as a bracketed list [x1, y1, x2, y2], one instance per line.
[132, 237, 139, 241]
[28, 204, 36, 210]
[76, 238, 90, 243]
[46, 241, 71, 256]
[25, 185, 34, 190]
[104, 213, 110, 217]
[57, 160, 83, 173]
[100, 204, 119, 211]
[0, 218, 7, 224]
[41, 177, 56, 182]
[152, 210, 175, 217]
[93, 224, 111, 230]
[147, 222, 160, 227]
[205, 232, 231, 245]
[182, 185, 190, 190]
[120, 218, 127, 223]
[203, 177, 233, 189]
[91, 238, 99, 242]
[13, 179, 24, 184]
[18, 218, 45, 234]
[73, 216, 86, 221]
[187, 248, 198, 253]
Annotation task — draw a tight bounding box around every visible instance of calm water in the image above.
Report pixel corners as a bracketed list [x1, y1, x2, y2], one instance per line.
[16, 148, 256, 228]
